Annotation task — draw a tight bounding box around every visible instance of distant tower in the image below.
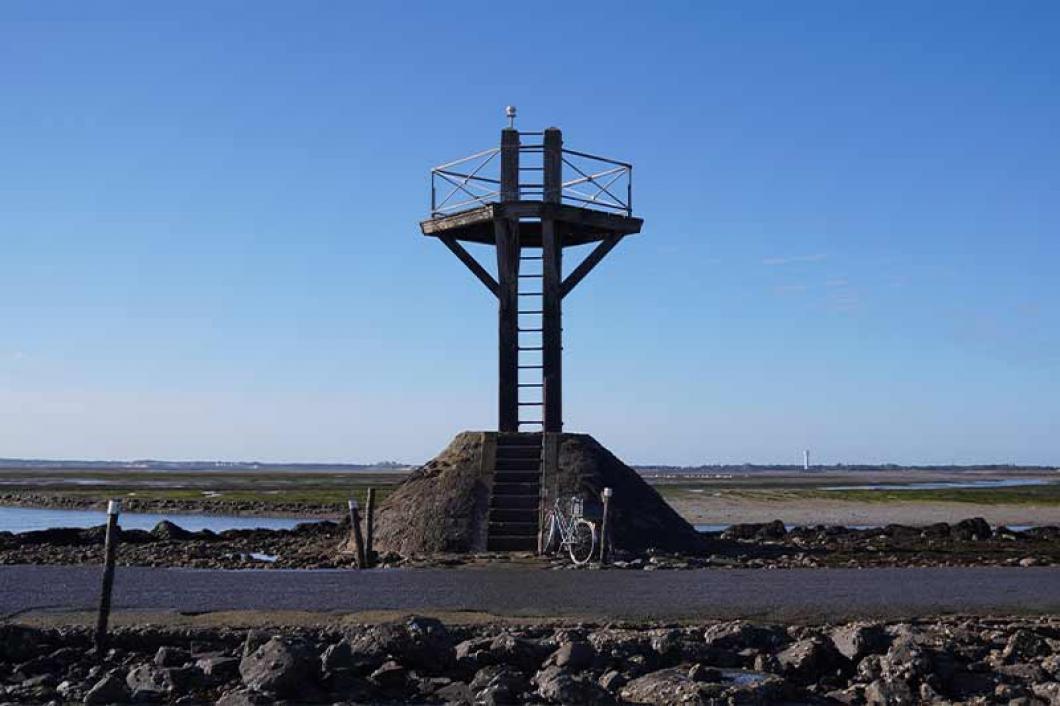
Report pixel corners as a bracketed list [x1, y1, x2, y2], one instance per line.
[804, 449, 810, 471]
[420, 108, 642, 432]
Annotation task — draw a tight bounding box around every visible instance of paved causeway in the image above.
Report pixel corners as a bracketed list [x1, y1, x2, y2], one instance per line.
[2, 566, 1059, 621]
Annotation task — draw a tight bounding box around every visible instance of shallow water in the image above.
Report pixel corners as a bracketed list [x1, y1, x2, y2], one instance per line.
[694, 522, 1037, 533]
[822, 478, 1051, 491]
[0, 506, 306, 534]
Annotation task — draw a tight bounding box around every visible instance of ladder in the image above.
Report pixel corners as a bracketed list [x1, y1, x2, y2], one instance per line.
[516, 247, 544, 431]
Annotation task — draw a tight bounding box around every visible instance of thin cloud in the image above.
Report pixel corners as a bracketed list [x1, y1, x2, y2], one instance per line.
[762, 253, 828, 266]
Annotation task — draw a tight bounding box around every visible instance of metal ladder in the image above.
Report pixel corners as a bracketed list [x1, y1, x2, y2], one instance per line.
[517, 247, 544, 431]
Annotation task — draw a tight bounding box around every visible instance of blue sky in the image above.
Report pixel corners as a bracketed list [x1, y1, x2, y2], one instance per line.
[1, 1, 1058, 465]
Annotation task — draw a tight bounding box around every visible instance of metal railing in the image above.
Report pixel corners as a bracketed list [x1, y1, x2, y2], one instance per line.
[430, 136, 632, 217]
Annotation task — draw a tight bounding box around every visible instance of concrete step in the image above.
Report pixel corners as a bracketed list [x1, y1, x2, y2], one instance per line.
[489, 494, 539, 510]
[487, 535, 537, 552]
[492, 482, 539, 496]
[496, 445, 541, 460]
[487, 521, 538, 537]
[489, 508, 538, 523]
[495, 457, 540, 471]
[493, 471, 539, 484]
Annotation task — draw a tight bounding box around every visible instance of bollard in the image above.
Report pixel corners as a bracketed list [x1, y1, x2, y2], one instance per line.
[599, 487, 612, 564]
[364, 488, 375, 568]
[94, 499, 121, 653]
[348, 499, 367, 570]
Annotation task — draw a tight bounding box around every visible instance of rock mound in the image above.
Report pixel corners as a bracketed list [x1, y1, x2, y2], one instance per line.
[373, 431, 704, 555]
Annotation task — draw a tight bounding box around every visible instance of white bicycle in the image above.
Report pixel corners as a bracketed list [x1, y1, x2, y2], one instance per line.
[543, 496, 597, 565]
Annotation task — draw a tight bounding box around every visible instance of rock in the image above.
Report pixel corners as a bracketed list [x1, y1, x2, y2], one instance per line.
[320, 639, 357, 673]
[1002, 630, 1052, 662]
[534, 665, 613, 704]
[864, 677, 914, 705]
[83, 673, 129, 705]
[774, 637, 849, 685]
[470, 665, 529, 703]
[238, 636, 317, 696]
[195, 654, 239, 681]
[154, 646, 190, 668]
[598, 669, 627, 692]
[489, 633, 551, 672]
[830, 622, 893, 661]
[369, 660, 408, 691]
[546, 641, 594, 670]
[1031, 682, 1060, 705]
[434, 680, 474, 704]
[126, 664, 177, 699]
[150, 520, 194, 541]
[1020, 556, 1042, 567]
[348, 616, 455, 673]
[620, 666, 715, 704]
[686, 664, 722, 683]
[721, 520, 787, 541]
[214, 689, 273, 706]
[703, 621, 790, 652]
[953, 517, 992, 541]
[878, 636, 931, 683]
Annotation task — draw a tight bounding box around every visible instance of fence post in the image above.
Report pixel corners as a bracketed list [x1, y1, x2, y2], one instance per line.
[348, 499, 367, 570]
[365, 488, 375, 568]
[599, 487, 612, 564]
[94, 499, 121, 653]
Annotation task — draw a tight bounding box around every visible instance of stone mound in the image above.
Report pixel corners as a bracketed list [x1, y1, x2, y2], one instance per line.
[373, 431, 704, 555]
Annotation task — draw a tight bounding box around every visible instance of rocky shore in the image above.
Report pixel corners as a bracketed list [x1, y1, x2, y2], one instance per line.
[1, 517, 1057, 571]
[0, 494, 341, 519]
[2, 616, 1060, 704]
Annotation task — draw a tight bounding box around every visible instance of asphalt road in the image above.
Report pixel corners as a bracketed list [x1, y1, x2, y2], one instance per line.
[3, 565, 1059, 622]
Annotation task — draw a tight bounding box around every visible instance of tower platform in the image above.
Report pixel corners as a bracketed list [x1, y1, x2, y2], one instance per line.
[421, 200, 642, 248]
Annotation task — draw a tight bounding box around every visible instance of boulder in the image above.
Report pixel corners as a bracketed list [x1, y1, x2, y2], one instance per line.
[126, 664, 177, 699]
[703, 622, 790, 652]
[1002, 629, 1053, 662]
[154, 645, 190, 668]
[721, 520, 787, 541]
[953, 517, 992, 541]
[238, 636, 317, 696]
[215, 689, 273, 706]
[470, 664, 530, 703]
[83, 673, 130, 705]
[195, 654, 239, 682]
[347, 616, 455, 673]
[830, 623, 893, 662]
[864, 677, 915, 705]
[369, 660, 409, 691]
[488, 633, 551, 672]
[774, 637, 849, 685]
[534, 665, 613, 704]
[545, 641, 594, 670]
[151, 520, 195, 541]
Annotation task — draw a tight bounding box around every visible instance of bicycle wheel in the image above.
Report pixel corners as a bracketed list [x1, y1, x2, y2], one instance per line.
[568, 520, 596, 565]
[543, 512, 560, 554]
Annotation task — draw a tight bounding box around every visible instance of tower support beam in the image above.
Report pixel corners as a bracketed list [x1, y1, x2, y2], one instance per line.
[496, 218, 520, 432]
[541, 127, 563, 432]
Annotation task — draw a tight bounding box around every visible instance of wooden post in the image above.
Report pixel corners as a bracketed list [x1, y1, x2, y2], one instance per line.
[348, 499, 367, 570]
[599, 487, 612, 564]
[364, 488, 375, 567]
[500, 128, 520, 202]
[542, 128, 563, 433]
[497, 128, 521, 432]
[94, 499, 121, 653]
[496, 217, 520, 432]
